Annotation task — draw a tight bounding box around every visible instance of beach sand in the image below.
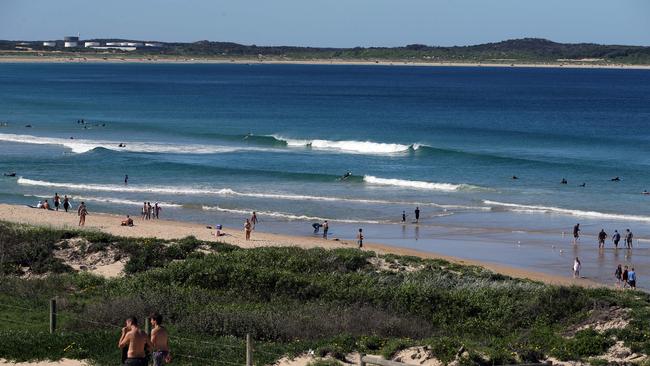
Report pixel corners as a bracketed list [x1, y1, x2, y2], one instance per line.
[0, 203, 600, 287]
[1, 54, 649, 70]
[0, 359, 88, 366]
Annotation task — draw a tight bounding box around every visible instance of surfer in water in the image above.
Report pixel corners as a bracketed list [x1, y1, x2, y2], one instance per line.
[3, 172, 16, 177]
[643, 190, 649, 195]
[611, 176, 621, 182]
[124, 175, 129, 185]
[118, 143, 126, 148]
[340, 171, 352, 180]
[512, 175, 519, 180]
[579, 182, 586, 187]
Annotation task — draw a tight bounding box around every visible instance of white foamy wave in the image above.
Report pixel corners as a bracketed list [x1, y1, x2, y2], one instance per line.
[0, 133, 272, 155]
[363, 175, 481, 192]
[484, 200, 650, 223]
[202, 205, 383, 224]
[17, 177, 488, 211]
[271, 135, 421, 155]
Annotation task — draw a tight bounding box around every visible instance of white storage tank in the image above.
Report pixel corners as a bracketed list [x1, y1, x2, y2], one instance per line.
[43, 42, 57, 47]
[84, 42, 100, 47]
[106, 42, 120, 46]
[64, 41, 78, 48]
[145, 43, 162, 47]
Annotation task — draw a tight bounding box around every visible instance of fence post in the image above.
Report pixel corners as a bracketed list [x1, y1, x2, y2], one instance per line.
[145, 317, 151, 335]
[246, 333, 253, 366]
[49, 298, 57, 334]
[359, 353, 366, 366]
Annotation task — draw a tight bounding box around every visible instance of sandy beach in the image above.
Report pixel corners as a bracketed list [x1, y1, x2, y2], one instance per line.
[0, 203, 600, 287]
[1, 54, 649, 70]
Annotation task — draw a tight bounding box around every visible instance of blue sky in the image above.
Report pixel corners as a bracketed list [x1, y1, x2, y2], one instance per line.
[1, 0, 649, 47]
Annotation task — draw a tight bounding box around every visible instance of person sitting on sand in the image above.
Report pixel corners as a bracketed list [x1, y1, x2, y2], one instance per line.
[42, 200, 50, 210]
[36, 200, 43, 209]
[213, 224, 226, 237]
[118, 316, 152, 366]
[121, 215, 134, 227]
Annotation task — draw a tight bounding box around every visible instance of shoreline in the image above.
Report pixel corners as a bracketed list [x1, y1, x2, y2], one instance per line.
[0, 203, 601, 288]
[1, 55, 650, 70]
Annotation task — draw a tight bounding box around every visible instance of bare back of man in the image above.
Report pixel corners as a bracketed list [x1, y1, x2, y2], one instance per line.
[118, 319, 151, 366]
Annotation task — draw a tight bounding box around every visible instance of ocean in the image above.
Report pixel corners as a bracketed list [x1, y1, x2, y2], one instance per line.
[1, 62, 649, 287]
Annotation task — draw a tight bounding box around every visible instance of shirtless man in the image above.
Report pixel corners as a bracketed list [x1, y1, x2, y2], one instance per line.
[118, 316, 151, 366]
[150, 313, 171, 366]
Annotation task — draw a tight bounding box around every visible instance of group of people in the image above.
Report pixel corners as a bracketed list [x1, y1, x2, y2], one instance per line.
[118, 313, 170, 366]
[243, 212, 258, 240]
[614, 264, 637, 289]
[32, 193, 87, 226]
[141, 202, 162, 220]
[572, 223, 634, 249]
[401, 206, 421, 223]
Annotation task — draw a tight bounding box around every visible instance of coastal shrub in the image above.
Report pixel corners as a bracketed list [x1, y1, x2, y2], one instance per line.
[551, 329, 614, 360]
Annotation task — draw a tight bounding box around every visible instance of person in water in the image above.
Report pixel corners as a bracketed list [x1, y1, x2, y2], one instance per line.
[512, 175, 519, 180]
[572, 223, 580, 244]
[124, 175, 128, 185]
[625, 229, 633, 248]
[611, 176, 621, 181]
[615, 264, 623, 287]
[612, 230, 621, 248]
[312, 222, 321, 233]
[322, 220, 329, 239]
[414, 206, 420, 223]
[643, 190, 649, 195]
[3, 172, 16, 177]
[579, 182, 586, 187]
[597, 229, 607, 248]
[561, 178, 568, 184]
[118, 316, 152, 366]
[401, 211, 407, 222]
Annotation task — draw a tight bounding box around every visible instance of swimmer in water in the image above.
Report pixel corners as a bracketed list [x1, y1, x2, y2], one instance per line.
[512, 175, 519, 180]
[611, 176, 621, 182]
[643, 190, 649, 195]
[341, 171, 352, 180]
[561, 178, 567, 184]
[579, 182, 586, 187]
[3, 172, 16, 177]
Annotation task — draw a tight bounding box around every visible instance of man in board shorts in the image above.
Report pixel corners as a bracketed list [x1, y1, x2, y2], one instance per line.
[612, 230, 621, 248]
[150, 313, 171, 366]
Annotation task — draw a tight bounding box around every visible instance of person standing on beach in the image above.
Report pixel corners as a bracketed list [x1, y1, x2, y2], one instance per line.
[572, 223, 580, 244]
[628, 268, 637, 289]
[63, 195, 70, 212]
[146, 202, 152, 220]
[612, 230, 621, 249]
[150, 313, 171, 366]
[357, 228, 364, 249]
[622, 266, 629, 288]
[154, 203, 161, 219]
[401, 211, 407, 223]
[414, 207, 420, 223]
[597, 229, 607, 248]
[615, 264, 623, 287]
[625, 229, 634, 248]
[322, 220, 329, 239]
[141, 202, 147, 220]
[244, 219, 252, 240]
[53, 193, 60, 211]
[77, 201, 88, 226]
[250, 212, 258, 229]
[118, 316, 151, 366]
[573, 257, 581, 278]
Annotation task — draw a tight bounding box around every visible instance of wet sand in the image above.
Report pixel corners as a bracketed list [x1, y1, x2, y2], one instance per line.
[0, 203, 601, 287]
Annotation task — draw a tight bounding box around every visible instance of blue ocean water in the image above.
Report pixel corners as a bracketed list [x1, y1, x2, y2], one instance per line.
[1, 62, 650, 285]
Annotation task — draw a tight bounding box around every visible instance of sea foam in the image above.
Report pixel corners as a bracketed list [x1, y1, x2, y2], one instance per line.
[484, 200, 650, 223]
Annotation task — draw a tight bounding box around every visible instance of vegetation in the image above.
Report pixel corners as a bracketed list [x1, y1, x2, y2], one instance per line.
[1, 221, 649, 365]
[2, 38, 650, 65]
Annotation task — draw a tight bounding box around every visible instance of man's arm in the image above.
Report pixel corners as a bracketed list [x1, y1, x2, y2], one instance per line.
[118, 330, 131, 349]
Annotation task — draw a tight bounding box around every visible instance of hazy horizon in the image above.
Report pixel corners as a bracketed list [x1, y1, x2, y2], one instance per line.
[1, 0, 649, 48]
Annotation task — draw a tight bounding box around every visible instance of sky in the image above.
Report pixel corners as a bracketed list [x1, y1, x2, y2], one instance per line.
[1, 0, 649, 47]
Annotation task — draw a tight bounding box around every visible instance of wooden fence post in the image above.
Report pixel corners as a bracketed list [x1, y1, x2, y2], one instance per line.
[359, 353, 366, 366]
[49, 298, 57, 334]
[246, 334, 253, 366]
[145, 317, 151, 335]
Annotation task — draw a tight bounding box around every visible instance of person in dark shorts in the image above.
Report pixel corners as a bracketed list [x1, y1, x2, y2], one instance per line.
[414, 207, 420, 223]
[572, 223, 580, 244]
[612, 230, 621, 248]
[357, 228, 364, 248]
[322, 220, 329, 239]
[627, 268, 637, 289]
[150, 313, 171, 366]
[597, 229, 607, 248]
[54, 193, 60, 211]
[63, 195, 70, 212]
[401, 211, 407, 222]
[312, 223, 321, 233]
[625, 229, 633, 248]
[118, 316, 152, 366]
[622, 266, 629, 288]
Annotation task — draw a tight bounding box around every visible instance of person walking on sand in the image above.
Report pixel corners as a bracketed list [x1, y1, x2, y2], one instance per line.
[150, 313, 171, 366]
[147, 202, 152, 220]
[625, 229, 634, 248]
[357, 228, 364, 249]
[598, 229, 607, 248]
[615, 264, 623, 287]
[573, 257, 581, 278]
[54, 193, 60, 211]
[141, 202, 147, 220]
[118, 316, 152, 366]
[250, 211, 258, 229]
[244, 219, 252, 240]
[322, 220, 329, 239]
[63, 195, 70, 212]
[77, 201, 88, 226]
[414, 206, 420, 223]
[572, 223, 580, 244]
[612, 230, 621, 249]
[628, 267, 637, 289]
[622, 266, 629, 288]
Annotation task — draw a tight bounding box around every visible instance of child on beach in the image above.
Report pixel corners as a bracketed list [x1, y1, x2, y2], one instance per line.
[573, 257, 581, 278]
[357, 228, 364, 249]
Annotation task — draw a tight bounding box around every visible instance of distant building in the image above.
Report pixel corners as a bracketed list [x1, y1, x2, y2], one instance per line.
[43, 41, 56, 47]
[84, 42, 100, 47]
[126, 42, 143, 47]
[145, 43, 162, 47]
[63, 36, 79, 48]
[106, 42, 120, 46]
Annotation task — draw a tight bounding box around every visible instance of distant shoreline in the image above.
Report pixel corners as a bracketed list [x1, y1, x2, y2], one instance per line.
[1, 55, 650, 70]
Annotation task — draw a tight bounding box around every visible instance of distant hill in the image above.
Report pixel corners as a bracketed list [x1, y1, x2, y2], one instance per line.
[2, 38, 650, 64]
